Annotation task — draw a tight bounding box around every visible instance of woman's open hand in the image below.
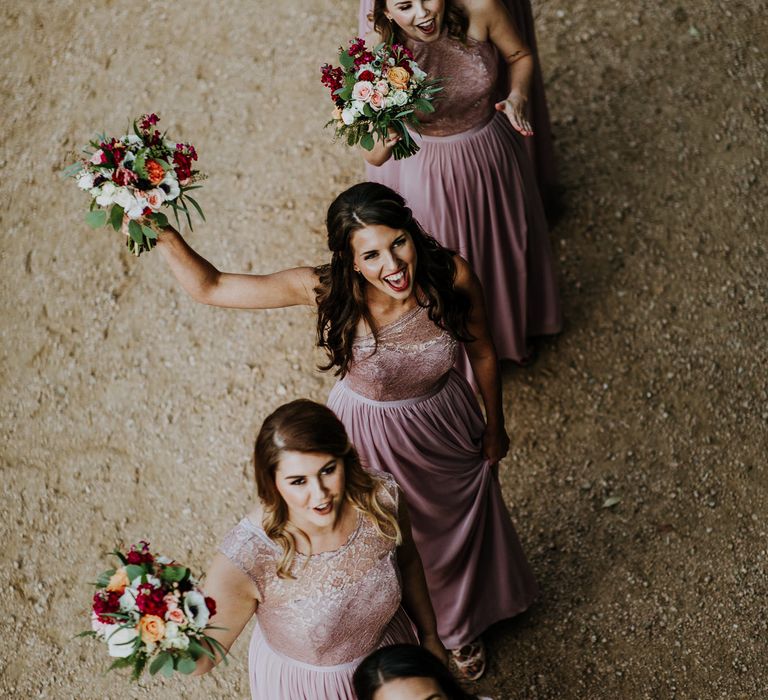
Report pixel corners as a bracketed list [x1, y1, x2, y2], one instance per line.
[495, 92, 533, 136]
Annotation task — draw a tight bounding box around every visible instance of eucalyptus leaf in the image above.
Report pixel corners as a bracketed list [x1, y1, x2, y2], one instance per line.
[149, 651, 173, 676]
[339, 51, 354, 69]
[360, 132, 375, 151]
[124, 563, 146, 581]
[127, 221, 144, 246]
[85, 210, 107, 229]
[150, 212, 168, 228]
[159, 565, 188, 583]
[141, 225, 157, 240]
[96, 568, 116, 587]
[110, 205, 124, 232]
[177, 656, 197, 675]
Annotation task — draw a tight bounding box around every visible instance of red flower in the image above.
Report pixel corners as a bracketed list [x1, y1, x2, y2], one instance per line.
[347, 37, 366, 56]
[113, 166, 138, 187]
[139, 113, 160, 131]
[321, 63, 344, 98]
[125, 540, 153, 566]
[358, 70, 375, 82]
[135, 583, 168, 617]
[353, 51, 375, 69]
[204, 596, 217, 618]
[92, 590, 121, 624]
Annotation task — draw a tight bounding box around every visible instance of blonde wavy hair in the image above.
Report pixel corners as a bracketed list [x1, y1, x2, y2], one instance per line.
[254, 399, 401, 579]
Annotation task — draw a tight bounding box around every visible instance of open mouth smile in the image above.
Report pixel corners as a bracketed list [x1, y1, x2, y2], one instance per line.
[383, 268, 410, 293]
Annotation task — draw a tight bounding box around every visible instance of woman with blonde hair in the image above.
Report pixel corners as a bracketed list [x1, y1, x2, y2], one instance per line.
[194, 399, 443, 699]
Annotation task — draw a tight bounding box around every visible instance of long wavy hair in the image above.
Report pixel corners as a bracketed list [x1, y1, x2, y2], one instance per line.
[353, 644, 479, 700]
[254, 399, 401, 579]
[314, 182, 473, 377]
[371, 0, 468, 44]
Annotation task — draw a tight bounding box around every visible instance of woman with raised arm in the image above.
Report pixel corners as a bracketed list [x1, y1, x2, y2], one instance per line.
[194, 399, 443, 699]
[155, 181, 538, 680]
[357, 0, 562, 368]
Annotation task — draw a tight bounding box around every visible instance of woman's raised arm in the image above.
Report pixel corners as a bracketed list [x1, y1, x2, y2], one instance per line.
[156, 226, 318, 310]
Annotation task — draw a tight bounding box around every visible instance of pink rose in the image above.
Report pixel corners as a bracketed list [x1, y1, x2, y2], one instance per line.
[369, 90, 385, 111]
[351, 80, 374, 102]
[166, 608, 186, 624]
[375, 80, 389, 96]
[144, 188, 166, 210]
[163, 593, 179, 611]
[90, 150, 104, 165]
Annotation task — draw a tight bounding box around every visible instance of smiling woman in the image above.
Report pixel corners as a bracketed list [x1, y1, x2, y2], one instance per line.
[193, 400, 442, 700]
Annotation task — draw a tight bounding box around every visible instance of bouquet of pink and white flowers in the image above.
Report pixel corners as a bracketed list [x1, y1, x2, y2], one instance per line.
[79, 541, 226, 680]
[66, 113, 205, 256]
[321, 38, 442, 160]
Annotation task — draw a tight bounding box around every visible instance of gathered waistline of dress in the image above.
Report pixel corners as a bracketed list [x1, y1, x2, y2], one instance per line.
[337, 371, 452, 408]
[253, 621, 368, 673]
[409, 113, 497, 144]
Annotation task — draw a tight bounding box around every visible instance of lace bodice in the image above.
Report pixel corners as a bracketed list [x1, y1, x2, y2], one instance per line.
[220, 474, 402, 666]
[409, 30, 499, 136]
[344, 305, 458, 401]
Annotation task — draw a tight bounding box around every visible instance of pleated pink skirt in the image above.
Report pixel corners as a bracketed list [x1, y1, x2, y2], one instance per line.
[328, 370, 538, 649]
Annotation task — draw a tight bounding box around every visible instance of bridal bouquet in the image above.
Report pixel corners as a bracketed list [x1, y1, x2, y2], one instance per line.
[321, 38, 442, 159]
[79, 541, 226, 680]
[65, 113, 205, 256]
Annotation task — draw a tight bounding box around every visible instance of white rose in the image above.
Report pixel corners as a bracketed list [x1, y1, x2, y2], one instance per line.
[351, 80, 375, 102]
[95, 182, 117, 206]
[341, 107, 358, 126]
[125, 193, 148, 220]
[352, 99, 366, 114]
[392, 90, 409, 107]
[106, 625, 139, 658]
[77, 171, 95, 191]
[144, 187, 166, 211]
[162, 171, 180, 201]
[113, 187, 135, 211]
[183, 590, 210, 629]
[91, 613, 114, 638]
[161, 623, 190, 650]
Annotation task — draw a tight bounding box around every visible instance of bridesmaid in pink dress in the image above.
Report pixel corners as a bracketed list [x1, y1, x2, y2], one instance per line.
[154, 182, 538, 681]
[359, 0, 562, 366]
[193, 400, 443, 699]
[357, 0, 559, 204]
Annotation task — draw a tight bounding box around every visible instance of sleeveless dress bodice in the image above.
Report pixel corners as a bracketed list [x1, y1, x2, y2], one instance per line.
[408, 31, 499, 137]
[220, 474, 403, 667]
[344, 305, 458, 402]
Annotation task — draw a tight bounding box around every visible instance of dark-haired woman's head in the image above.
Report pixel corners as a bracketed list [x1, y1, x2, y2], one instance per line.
[315, 182, 473, 376]
[354, 644, 478, 700]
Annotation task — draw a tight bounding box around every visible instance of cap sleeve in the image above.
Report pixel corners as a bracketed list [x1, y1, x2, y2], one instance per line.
[373, 470, 400, 516]
[219, 518, 272, 601]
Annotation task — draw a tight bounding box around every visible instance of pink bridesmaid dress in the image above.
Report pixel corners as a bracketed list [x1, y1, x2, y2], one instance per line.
[358, 3, 562, 363]
[328, 305, 538, 649]
[219, 473, 416, 699]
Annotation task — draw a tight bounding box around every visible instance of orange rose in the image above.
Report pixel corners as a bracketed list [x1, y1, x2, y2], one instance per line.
[139, 614, 166, 644]
[146, 159, 165, 186]
[387, 66, 410, 90]
[106, 567, 130, 594]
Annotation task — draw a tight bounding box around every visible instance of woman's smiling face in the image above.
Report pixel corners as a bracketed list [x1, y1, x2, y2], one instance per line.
[384, 0, 445, 42]
[350, 224, 418, 301]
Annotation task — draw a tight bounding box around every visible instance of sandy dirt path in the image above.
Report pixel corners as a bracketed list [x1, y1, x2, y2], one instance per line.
[1, 1, 765, 698]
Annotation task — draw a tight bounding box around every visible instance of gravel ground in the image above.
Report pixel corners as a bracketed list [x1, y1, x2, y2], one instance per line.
[0, 1, 765, 698]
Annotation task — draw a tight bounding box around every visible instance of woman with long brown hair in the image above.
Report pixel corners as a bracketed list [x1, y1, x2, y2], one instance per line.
[357, 0, 562, 369]
[153, 181, 538, 680]
[194, 399, 442, 699]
